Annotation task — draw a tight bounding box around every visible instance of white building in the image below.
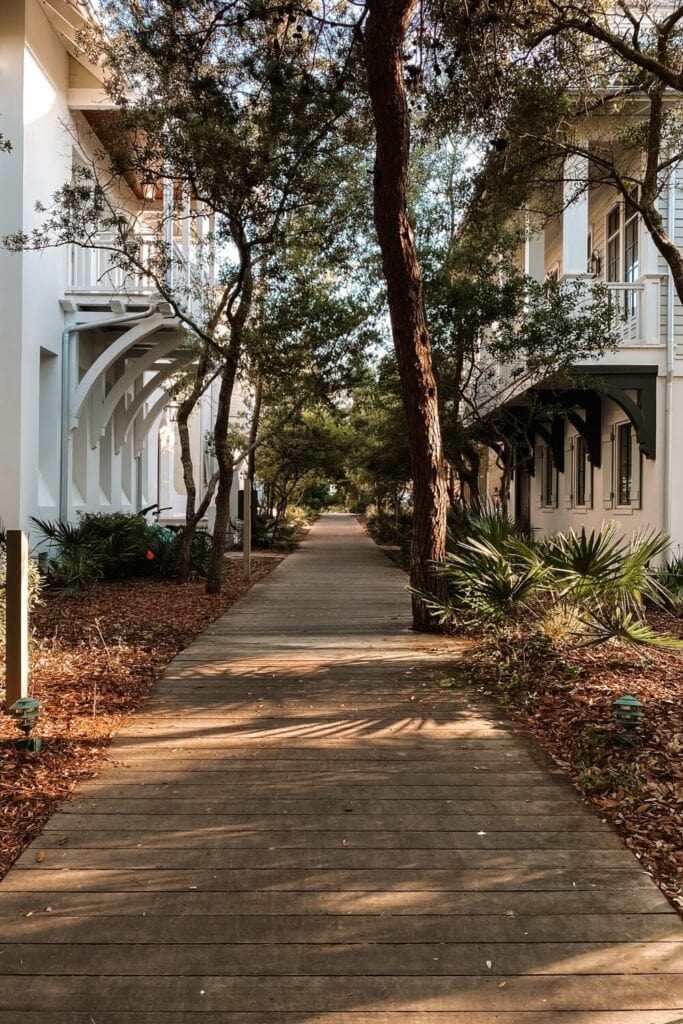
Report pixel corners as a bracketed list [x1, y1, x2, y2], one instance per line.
[479, 148, 683, 554]
[0, 0, 246, 539]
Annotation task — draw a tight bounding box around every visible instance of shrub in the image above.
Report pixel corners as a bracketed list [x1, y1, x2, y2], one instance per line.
[148, 527, 213, 579]
[447, 504, 528, 550]
[654, 555, 683, 603]
[76, 512, 150, 579]
[428, 516, 682, 650]
[31, 514, 215, 588]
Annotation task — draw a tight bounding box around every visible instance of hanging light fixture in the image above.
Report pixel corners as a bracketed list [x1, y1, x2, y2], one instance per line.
[142, 178, 158, 201]
[587, 249, 602, 276]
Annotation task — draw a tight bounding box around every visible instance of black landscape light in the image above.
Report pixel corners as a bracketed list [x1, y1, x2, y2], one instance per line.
[9, 697, 42, 753]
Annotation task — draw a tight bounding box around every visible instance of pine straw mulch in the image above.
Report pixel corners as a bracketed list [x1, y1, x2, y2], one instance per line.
[452, 611, 683, 914]
[0, 556, 283, 879]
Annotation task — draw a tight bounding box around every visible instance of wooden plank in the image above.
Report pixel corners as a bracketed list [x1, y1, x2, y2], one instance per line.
[32, 829, 625, 851]
[45, 813, 612, 832]
[63, 798, 584, 815]
[80, 769, 563, 782]
[13, 848, 642, 872]
[0, 888, 670, 919]
[72, 783, 574, 802]
[4, 1014, 683, 1024]
[3, 913, 680, 945]
[2, 1013, 683, 1024]
[0, 973, 681, 1012]
[1, 941, 681, 977]
[0, 867, 653, 893]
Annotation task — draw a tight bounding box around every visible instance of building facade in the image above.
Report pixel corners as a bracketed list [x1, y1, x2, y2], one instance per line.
[0, 0, 246, 539]
[480, 151, 683, 555]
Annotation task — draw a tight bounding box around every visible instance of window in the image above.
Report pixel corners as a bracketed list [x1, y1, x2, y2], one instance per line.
[540, 442, 557, 508]
[607, 204, 621, 283]
[575, 435, 587, 507]
[624, 189, 639, 316]
[617, 422, 632, 506]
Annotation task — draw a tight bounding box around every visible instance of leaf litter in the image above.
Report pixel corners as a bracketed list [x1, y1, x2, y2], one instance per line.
[0, 557, 282, 878]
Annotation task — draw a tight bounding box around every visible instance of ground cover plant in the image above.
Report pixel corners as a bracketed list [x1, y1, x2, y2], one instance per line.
[424, 517, 683, 913]
[0, 556, 282, 879]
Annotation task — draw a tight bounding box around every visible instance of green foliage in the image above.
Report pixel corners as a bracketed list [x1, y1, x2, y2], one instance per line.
[31, 513, 215, 588]
[344, 357, 411, 511]
[539, 525, 671, 614]
[435, 536, 551, 622]
[428, 516, 682, 649]
[448, 504, 528, 550]
[248, 511, 304, 552]
[72, 512, 151, 579]
[148, 527, 214, 580]
[654, 556, 683, 602]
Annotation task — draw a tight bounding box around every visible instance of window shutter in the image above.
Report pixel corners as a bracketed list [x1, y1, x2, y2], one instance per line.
[631, 428, 642, 508]
[551, 467, 559, 509]
[602, 428, 615, 509]
[585, 460, 594, 509]
[564, 438, 574, 509]
[535, 444, 544, 508]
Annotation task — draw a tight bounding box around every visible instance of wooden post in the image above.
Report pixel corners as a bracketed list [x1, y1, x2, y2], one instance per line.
[243, 480, 252, 583]
[5, 530, 28, 708]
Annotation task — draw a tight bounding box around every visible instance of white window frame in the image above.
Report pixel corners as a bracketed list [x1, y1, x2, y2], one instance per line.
[606, 202, 621, 284]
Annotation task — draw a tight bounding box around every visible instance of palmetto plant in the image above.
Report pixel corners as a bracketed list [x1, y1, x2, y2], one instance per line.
[429, 519, 682, 649]
[431, 536, 552, 622]
[540, 525, 671, 612]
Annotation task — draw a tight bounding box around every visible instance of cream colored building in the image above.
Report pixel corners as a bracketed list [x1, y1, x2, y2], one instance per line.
[479, 148, 683, 554]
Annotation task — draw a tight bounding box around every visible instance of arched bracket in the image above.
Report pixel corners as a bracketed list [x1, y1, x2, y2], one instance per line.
[604, 386, 654, 458]
[567, 390, 602, 467]
[71, 312, 168, 427]
[135, 393, 171, 456]
[577, 364, 657, 460]
[115, 352, 196, 454]
[533, 418, 565, 473]
[90, 333, 188, 445]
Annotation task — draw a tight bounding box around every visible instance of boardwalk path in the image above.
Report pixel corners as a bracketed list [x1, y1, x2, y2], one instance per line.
[0, 513, 682, 1022]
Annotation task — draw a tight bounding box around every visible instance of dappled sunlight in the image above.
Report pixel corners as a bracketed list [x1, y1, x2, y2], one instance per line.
[1, 516, 681, 1018]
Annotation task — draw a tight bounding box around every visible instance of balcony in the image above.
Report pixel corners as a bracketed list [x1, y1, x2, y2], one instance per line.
[560, 275, 663, 350]
[66, 230, 208, 321]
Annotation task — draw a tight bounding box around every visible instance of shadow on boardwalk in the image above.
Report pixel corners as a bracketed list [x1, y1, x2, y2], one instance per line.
[0, 514, 682, 1022]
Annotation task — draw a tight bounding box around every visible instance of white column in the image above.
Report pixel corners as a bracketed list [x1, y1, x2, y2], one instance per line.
[181, 191, 191, 289]
[163, 178, 174, 288]
[562, 155, 589, 277]
[0, 2, 26, 530]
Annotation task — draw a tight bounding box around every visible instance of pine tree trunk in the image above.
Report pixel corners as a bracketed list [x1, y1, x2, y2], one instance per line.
[364, 0, 448, 631]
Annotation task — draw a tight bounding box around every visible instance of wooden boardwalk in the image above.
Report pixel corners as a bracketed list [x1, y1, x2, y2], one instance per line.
[0, 513, 682, 1022]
